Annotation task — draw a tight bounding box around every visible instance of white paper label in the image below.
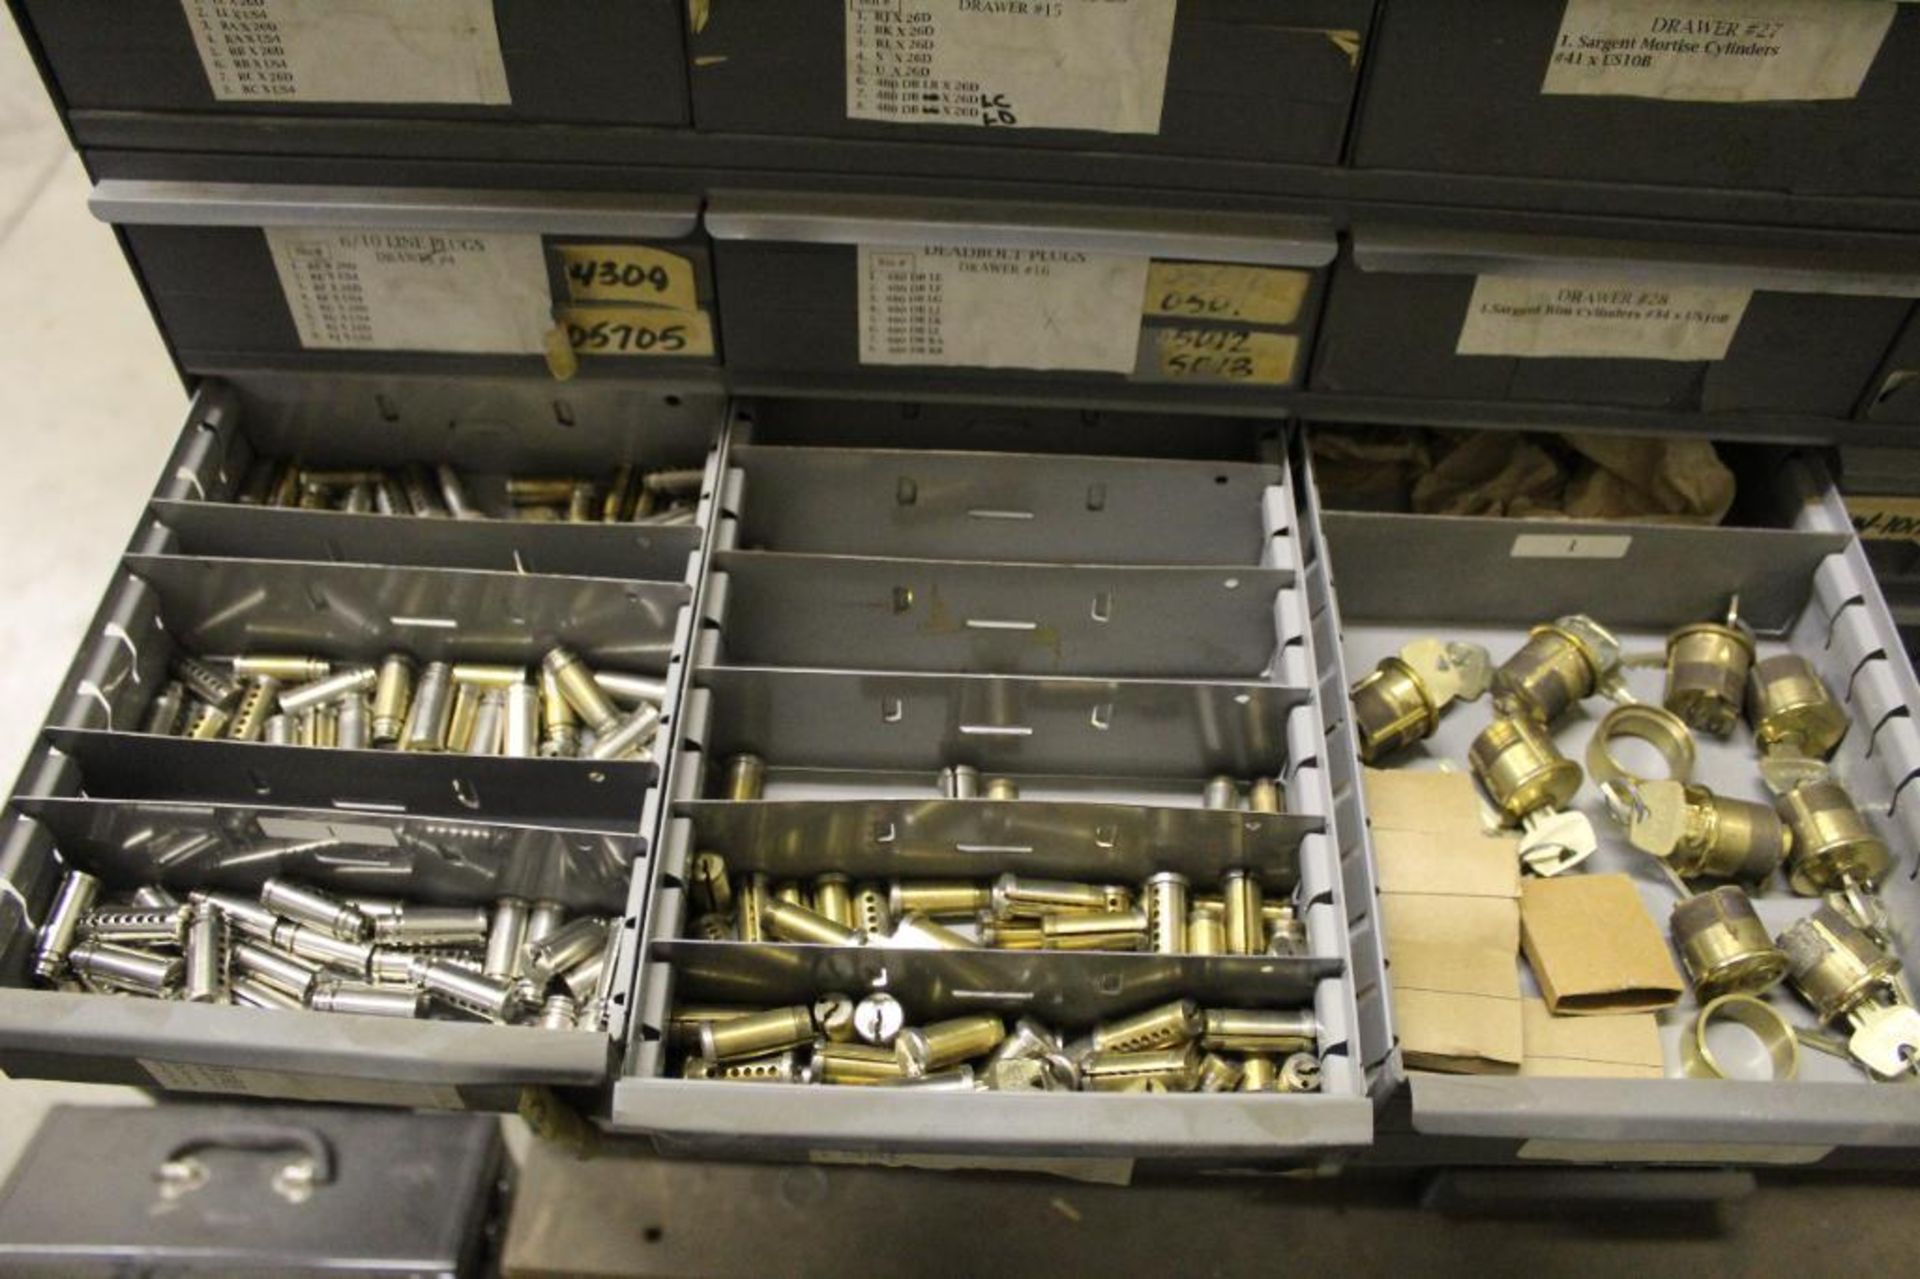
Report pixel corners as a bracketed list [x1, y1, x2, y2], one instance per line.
[845, 0, 1178, 134]
[858, 244, 1149, 372]
[140, 1058, 465, 1109]
[1511, 533, 1634, 559]
[1542, 0, 1896, 102]
[181, 0, 510, 105]
[1456, 275, 1752, 362]
[267, 227, 553, 355]
[256, 816, 400, 847]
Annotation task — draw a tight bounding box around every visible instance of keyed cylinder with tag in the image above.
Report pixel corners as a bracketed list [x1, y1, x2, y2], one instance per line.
[1670, 886, 1788, 1000]
[1492, 615, 1619, 725]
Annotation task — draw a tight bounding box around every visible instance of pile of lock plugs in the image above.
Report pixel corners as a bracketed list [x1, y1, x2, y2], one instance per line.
[31, 872, 618, 1031]
[230, 457, 701, 527]
[145, 645, 664, 761]
[1351, 598, 1920, 1079]
[672, 995, 1322, 1094]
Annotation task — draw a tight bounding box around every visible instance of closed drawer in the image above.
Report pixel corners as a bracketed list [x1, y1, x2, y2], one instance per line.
[1310, 225, 1920, 417]
[93, 180, 718, 377]
[611, 401, 1377, 1163]
[708, 192, 1334, 407]
[0, 375, 724, 1109]
[1352, 0, 1920, 199]
[688, 0, 1372, 167]
[21, 0, 689, 129]
[1303, 432, 1920, 1162]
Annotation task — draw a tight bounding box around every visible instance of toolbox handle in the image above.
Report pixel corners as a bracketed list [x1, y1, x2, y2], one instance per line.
[163, 1123, 338, 1186]
[1349, 223, 1920, 298]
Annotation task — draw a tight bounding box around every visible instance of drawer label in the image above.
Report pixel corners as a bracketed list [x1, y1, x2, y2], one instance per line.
[1456, 275, 1752, 362]
[140, 1058, 466, 1109]
[1849, 495, 1920, 541]
[844, 0, 1178, 134]
[1542, 0, 1897, 102]
[1151, 328, 1299, 384]
[557, 306, 717, 359]
[1511, 533, 1634, 560]
[1144, 263, 1310, 327]
[858, 244, 1148, 372]
[557, 245, 701, 312]
[180, 0, 511, 105]
[267, 228, 553, 355]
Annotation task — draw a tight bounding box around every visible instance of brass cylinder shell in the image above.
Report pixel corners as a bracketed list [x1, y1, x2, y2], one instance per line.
[543, 647, 621, 734]
[809, 1039, 906, 1086]
[1082, 1045, 1202, 1092]
[1664, 622, 1755, 738]
[1493, 624, 1602, 724]
[890, 880, 991, 919]
[1747, 655, 1848, 761]
[1143, 871, 1189, 955]
[1470, 716, 1582, 821]
[896, 1014, 1005, 1076]
[1091, 999, 1204, 1054]
[723, 753, 766, 801]
[992, 873, 1112, 920]
[1201, 1008, 1318, 1054]
[700, 1005, 814, 1063]
[1778, 903, 1901, 1023]
[1187, 909, 1226, 955]
[1671, 785, 1790, 882]
[813, 874, 854, 929]
[370, 653, 414, 745]
[1222, 870, 1264, 956]
[1778, 780, 1892, 895]
[852, 882, 891, 938]
[1670, 885, 1788, 999]
[735, 874, 770, 943]
[1240, 1054, 1280, 1092]
[1351, 656, 1440, 763]
[761, 898, 860, 946]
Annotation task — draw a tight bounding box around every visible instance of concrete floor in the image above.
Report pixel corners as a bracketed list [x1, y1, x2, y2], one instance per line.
[0, 14, 183, 1180]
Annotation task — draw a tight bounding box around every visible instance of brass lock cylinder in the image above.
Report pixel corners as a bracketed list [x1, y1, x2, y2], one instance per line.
[1669, 886, 1788, 999]
[896, 1014, 1005, 1076]
[1186, 907, 1225, 955]
[807, 1039, 905, 1086]
[1470, 716, 1582, 822]
[1747, 655, 1848, 760]
[1143, 871, 1189, 955]
[1492, 616, 1618, 725]
[1777, 779, 1892, 895]
[1777, 903, 1901, 1023]
[1221, 870, 1264, 956]
[700, 1004, 814, 1063]
[1664, 621, 1755, 737]
[1081, 1045, 1202, 1092]
[1350, 656, 1440, 764]
[1669, 785, 1791, 882]
[1091, 999, 1204, 1054]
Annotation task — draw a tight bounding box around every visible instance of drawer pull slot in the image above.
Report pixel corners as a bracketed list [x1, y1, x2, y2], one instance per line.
[966, 508, 1034, 521]
[391, 616, 458, 629]
[960, 723, 1032, 737]
[955, 843, 1035, 855]
[965, 618, 1037, 632]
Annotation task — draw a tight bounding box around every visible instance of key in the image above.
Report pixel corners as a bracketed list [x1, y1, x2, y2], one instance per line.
[1795, 1025, 1854, 1063]
[1517, 808, 1599, 877]
[1759, 756, 1829, 797]
[1444, 641, 1494, 702]
[1845, 1003, 1920, 1080]
[1398, 638, 1463, 707]
[1623, 778, 1688, 859]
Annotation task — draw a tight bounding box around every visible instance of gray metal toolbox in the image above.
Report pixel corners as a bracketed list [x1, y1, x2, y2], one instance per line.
[14, 0, 689, 129]
[708, 192, 1336, 409]
[0, 371, 726, 1110]
[1309, 223, 1920, 417]
[686, 0, 1372, 167]
[1351, 0, 1920, 199]
[1299, 430, 1920, 1166]
[610, 400, 1382, 1163]
[89, 179, 720, 379]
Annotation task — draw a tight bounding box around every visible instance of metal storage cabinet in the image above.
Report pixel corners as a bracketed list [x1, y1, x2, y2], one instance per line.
[708, 192, 1336, 408]
[612, 401, 1379, 1163]
[687, 0, 1371, 166]
[1861, 318, 1920, 424]
[14, 0, 689, 129]
[1310, 224, 1920, 417]
[1302, 437, 1920, 1165]
[0, 372, 724, 1109]
[1351, 0, 1920, 198]
[90, 180, 720, 379]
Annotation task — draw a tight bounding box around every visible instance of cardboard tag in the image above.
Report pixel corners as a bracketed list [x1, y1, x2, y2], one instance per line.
[1519, 998, 1664, 1078]
[1457, 276, 1751, 362]
[1521, 875, 1685, 1014]
[1150, 328, 1299, 385]
[181, 0, 510, 105]
[1373, 827, 1523, 900]
[1542, 0, 1897, 103]
[845, 0, 1178, 135]
[1363, 768, 1491, 835]
[1394, 988, 1525, 1075]
[857, 244, 1148, 373]
[266, 227, 551, 355]
[1144, 263, 1310, 326]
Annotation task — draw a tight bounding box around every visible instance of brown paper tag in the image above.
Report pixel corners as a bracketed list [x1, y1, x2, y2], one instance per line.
[1521, 875, 1684, 1015]
[1520, 998, 1665, 1078]
[1362, 768, 1489, 834]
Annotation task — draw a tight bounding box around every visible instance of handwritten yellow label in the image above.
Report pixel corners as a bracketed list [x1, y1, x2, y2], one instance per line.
[1848, 495, 1920, 541]
[556, 245, 700, 311]
[559, 306, 716, 359]
[1152, 328, 1299, 385]
[1144, 263, 1310, 327]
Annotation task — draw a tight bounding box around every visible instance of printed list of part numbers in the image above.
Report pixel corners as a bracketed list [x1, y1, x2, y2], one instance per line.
[1456, 276, 1752, 362]
[845, 0, 1178, 134]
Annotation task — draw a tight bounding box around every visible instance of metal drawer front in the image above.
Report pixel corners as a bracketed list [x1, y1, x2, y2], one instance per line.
[613, 405, 1377, 1164]
[1861, 317, 1920, 424]
[1304, 437, 1920, 1162]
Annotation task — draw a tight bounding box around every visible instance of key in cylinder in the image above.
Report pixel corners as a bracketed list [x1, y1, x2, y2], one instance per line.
[1664, 600, 1756, 737]
[1670, 885, 1788, 999]
[1492, 615, 1621, 725]
[1624, 780, 1789, 883]
[1778, 779, 1892, 896]
[1779, 903, 1920, 1079]
[1471, 715, 1597, 876]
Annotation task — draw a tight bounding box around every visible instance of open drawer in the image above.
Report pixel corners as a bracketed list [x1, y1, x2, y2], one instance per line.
[0, 374, 725, 1110]
[610, 400, 1377, 1164]
[1298, 430, 1920, 1165]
